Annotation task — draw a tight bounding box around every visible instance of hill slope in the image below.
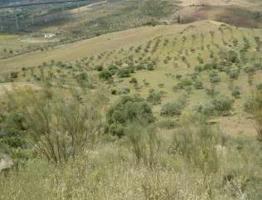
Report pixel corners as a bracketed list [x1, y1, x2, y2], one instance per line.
[1, 20, 261, 136]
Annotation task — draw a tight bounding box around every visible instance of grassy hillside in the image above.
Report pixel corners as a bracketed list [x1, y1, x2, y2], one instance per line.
[0, 0, 261, 60]
[1, 20, 261, 135]
[0, 17, 262, 200]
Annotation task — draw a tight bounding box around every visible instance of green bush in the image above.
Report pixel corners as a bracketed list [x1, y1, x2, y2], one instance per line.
[228, 67, 240, 80]
[209, 71, 221, 83]
[95, 65, 103, 71]
[224, 50, 239, 64]
[126, 125, 160, 167]
[173, 78, 193, 90]
[106, 96, 154, 137]
[117, 68, 131, 78]
[197, 95, 233, 116]
[107, 65, 119, 75]
[231, 87, 241, 99]
[244, 90, 262, 141]
[160, 97, 186, 117]
[99, 70, 112, 80]
[147, 90, 162, 105]
[2, 88, 104, 163]
[171, 120, 221, 174]
[75, 72, 91, 87]
[194, 80, 204, 89]
[212, 95, 233, 114]
[129, 77, 138, 84]
[256, 83, 262, 90]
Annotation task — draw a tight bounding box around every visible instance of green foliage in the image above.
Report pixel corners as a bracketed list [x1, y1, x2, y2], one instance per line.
[95, 65, 103, 71]
[3, 88, 105, 163]
[126, 124, 160, 167]
[99, 70, 112, 80]
[107, 65, 119, 75]
[75, 72, 92, 88]
[0, 106, 30, 163]
[117, 68, 132, 78]
[257, 83, 262, 90]
[209, 71, 221, 83]
[173, 78, 193, 90]
[244, 90, 262, 141]
[197, 95, 233, 116]
[212, 95, 233, 114]
[194, 80, 204, 89]
[227, 67, 240, 80]
[160, 97, 187, 117]
[220, 50, 240, 65]
[141, 0, 172, 18]
[171, 119, 221, 174]
[1, 116, 261, 200]
[231, 87, 241, 99]
[146, 90, 162, 105]
[129, 77, 138, 85]
[106, 96, 154, 137]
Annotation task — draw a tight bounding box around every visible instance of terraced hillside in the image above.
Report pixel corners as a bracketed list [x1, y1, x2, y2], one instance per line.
[1, 20, 261, 136]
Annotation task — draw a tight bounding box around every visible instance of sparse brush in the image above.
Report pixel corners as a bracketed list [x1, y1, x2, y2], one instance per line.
[171, 116, 222, 174]
[126, 124, 160, 168]
[3, 87, 106, 163]
[244, 90, 262, 141]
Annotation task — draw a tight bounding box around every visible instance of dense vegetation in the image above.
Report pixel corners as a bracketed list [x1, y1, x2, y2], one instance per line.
[0, 86, 261, 199]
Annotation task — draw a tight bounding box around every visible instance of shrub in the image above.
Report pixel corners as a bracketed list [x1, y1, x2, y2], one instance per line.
[227, 50, 240, 64]
[209, 71, 221, 83]
[254, 63, 262, 70]
[194, 65, 203, 72]
[10, 72, 18, 79]
[194, 80, 204, 89]
[231, 87, 241, 99]
[75, 72, 88, 80]
[196, 101, 216, 116]
[107, 65, 119, 75]
[171, 119, 221, 174]
[111, 89, 117, 95]
[3, 88, 104, 163]
[126, 125, 160, 167]
[0, 111, 29, 163]
[212, 95, 233, 114]
[173, 78, 193, 90]
[95, 65, 103, 71]
[146, 63, 155, 71]
[244, 65, 255, 74]
[197, 56, 204, 64]
[117, 68, 131, 78]
[228, 68, 240, 80]
[160, 97, 186, 117]
[147, 90, 162, 105]
[256, 83, 262, 90]
[129, 77, 138, 84]
[197, 95, 233, 116]
[99, 70, 112, 80]
[106, 96, 154, 137]
[244, 91, 262, 141]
